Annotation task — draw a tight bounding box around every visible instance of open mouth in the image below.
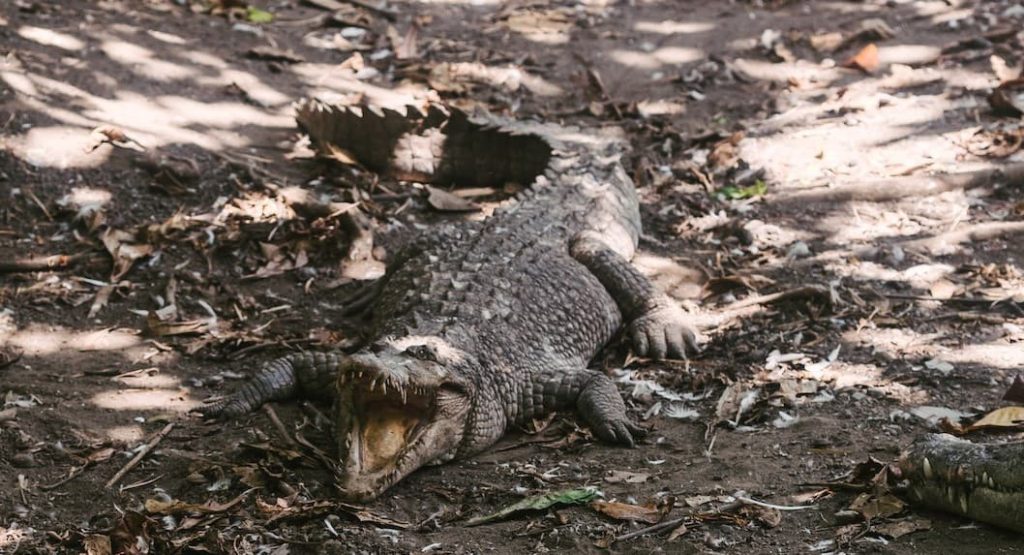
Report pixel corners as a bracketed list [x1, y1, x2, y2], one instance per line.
[342, 373, 436, 476]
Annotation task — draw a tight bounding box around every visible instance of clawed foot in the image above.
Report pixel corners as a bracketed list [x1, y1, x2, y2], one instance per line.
[590, 416, 648, 447]
[628, 304, 701, 360]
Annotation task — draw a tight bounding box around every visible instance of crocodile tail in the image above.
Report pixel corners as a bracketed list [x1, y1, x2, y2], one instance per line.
[294, 99, 551, 187]
[198, 353, 341, 418]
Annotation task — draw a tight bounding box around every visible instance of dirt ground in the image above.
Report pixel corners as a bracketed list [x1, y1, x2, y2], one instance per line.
[2, 0, 1024, 553]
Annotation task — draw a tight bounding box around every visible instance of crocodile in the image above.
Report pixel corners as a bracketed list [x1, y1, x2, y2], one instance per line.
[201, 99, 700, 501]
[900, 433, 1024, 533]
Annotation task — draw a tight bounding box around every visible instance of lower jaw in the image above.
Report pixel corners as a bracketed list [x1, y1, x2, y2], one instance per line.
[909, 481, 1024, 533]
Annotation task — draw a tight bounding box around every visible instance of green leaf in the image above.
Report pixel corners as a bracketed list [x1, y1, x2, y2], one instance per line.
[717, 179, 767, 200]
[466, 487, 601, 526]
[246, 6, 274, 23]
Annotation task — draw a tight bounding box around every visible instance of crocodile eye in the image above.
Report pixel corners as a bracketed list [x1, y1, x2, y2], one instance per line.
[404, 345, 436, 361]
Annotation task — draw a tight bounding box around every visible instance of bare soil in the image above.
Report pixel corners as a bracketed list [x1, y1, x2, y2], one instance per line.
[2, 0, 1024, 553]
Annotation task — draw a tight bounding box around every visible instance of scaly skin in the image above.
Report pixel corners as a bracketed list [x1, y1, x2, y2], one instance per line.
[900, 433, 1024, 533]
[202, 100, 700, 500]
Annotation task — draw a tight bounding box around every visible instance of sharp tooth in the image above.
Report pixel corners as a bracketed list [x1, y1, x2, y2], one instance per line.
[910, 487, 922, 501]
[988, 475, 995, 489]
[947, 486, 955, 504]
[960, 494, 968, 514]
[923, 457, 933, 480]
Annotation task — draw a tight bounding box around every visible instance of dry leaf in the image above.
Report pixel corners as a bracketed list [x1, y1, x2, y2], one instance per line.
[604, 470, 650, 484]
[966, 406, 1024, 431]
[874, 517, 931, 539]
[667, 522, 689, 541]
[848, 492, 905, 520]
[83, 535, 112, 555]
[738, 504, 782, 528]
[145, 490, 251, 515]
[590, 500, 663, 524]
[100, 228, 153, 281]
[843, 43, 879, 73]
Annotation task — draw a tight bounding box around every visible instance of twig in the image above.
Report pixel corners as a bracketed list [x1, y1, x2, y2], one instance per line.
[615, 516, 688, 542]
[263, 405, 297, 447]
[723, 285, 830, 311]
[732, 493, 818, 511]
[0, 252, 103, 274]
[120, 473, 165, 491]
[105, 422, 175, 489]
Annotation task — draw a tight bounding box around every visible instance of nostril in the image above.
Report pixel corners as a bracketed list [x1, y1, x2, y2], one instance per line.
[370, 342, 387, 354]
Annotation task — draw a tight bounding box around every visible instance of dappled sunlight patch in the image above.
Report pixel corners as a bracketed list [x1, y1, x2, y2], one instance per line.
[113, 372, 182, 389]
[944, 344, 1024, 370]
[633, 252, 704, 300]
[823, 362, 920, 402]
[828, 260, 955, 290]
[18, 25, 85, 51]
[877, 44, 941, 68]
[5, 126, 111, 169]
[730, 58, 842, 86]
[100, 39, 197, 82]
[294, 63, 433, 109]
[633, 20, 714, 35]
[91, 387, 196, 412]
[851, 327, 1024, 371]
[195, 68, 291, 107]
[608, 46, 703, 70]
[4, 325, 142, 356]
[105, 424, 146, 443]
[146, 29, 189, 46]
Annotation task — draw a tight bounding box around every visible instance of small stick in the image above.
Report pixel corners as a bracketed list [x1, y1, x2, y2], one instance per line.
[105, 422, 175, 489]
[0, 252, 102, 274]
[615, 516, 688, 542]
[723, 285, 830, 311]
[263, 405, 297, 447]
[732, 493, 818, 511]
[120, 473, 165, 491]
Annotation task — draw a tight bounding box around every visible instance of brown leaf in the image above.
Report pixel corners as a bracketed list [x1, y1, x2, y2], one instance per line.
[667, 522, 689, 540]
[843, 43, 879, 73]
[100, 228, 153, 281]
[144, 490, 252, 515]
[874, 516, 931, 539]
[848, 492, 905, 520]
[590, 500, 663, 524]
[966, 406, 1024, 431]
[738, 504, 782, 528]
[83, 534, 112, 555]
[145, 313, 209, 337]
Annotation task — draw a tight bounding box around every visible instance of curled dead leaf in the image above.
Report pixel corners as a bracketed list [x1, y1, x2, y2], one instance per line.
[590, 500, 663, 524]
[843, 43, 879, 73]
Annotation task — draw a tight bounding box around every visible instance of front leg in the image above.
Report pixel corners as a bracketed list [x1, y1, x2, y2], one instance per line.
[570, 236, 700, 359]
[524, 368, 646, 447]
